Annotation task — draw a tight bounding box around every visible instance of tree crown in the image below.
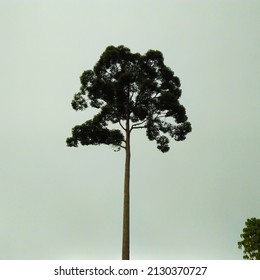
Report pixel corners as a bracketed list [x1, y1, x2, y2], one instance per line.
[67, 45, 191, 152]
[238, 217, 260, 260]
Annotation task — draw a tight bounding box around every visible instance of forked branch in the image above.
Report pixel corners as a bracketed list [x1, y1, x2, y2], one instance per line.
[130, 120, 147, 132]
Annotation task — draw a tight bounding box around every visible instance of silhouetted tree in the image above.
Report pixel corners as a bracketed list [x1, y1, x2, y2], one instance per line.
[238, 217, 260, 260]
[66, 45, 192, 260]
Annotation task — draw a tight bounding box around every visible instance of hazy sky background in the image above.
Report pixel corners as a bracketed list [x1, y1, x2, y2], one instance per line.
[0, 0, 259, 260]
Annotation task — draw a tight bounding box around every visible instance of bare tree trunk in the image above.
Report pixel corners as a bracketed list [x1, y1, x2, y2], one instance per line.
[122, 118, 130, 260]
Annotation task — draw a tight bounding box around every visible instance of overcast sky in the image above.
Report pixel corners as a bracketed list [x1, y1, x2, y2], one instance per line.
[0, 0, 259, 260]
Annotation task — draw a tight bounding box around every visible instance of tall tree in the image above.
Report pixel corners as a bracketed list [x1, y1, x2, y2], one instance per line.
[66, 45, 192, 260]
[238, 217, 260, 260]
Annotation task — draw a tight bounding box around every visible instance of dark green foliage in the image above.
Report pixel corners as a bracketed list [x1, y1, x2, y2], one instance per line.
[238, 217, 260, 260]
[66, 120, 124, 148]
[67, 45, 191, 152]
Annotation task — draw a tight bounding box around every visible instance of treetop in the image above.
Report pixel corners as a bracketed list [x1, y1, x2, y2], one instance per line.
[67, 45, 192, 152]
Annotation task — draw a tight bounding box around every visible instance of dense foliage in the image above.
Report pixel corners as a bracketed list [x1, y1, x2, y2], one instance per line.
[238, 217, 260, 260]
[66, 45, 191, 152]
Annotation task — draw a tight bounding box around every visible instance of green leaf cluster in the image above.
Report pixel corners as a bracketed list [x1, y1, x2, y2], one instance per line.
[67, 45, 191, 152]
[238, 217, 260, 260]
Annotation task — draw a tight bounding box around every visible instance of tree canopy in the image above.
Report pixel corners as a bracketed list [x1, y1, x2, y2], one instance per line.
[238, 217, 260, 260]
[66, 45, 191, 152]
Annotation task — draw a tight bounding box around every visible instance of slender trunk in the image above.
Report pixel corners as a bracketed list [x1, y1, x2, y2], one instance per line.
[122, 118, 130, 260]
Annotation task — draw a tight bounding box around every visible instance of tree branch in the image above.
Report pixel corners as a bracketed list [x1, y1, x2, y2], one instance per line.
[130, 119, 147, 132]
[119, 120, 126, 131]
[131, 119, 146, 129]
[131, 125, 146, 130]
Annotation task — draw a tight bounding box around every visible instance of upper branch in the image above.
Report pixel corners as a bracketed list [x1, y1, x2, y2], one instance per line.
[130, 119, 147, 132]
[119, 120, 126, 131]
[131, 125, 146, 131]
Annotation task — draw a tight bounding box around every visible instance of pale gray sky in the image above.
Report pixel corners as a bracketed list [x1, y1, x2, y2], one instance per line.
[0, 0, 259, 259]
